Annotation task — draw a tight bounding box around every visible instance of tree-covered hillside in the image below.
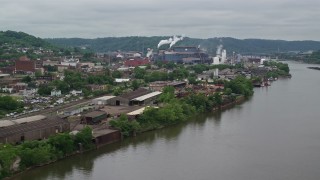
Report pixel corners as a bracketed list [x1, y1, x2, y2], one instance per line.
[0, 31, 59, 60]
[0, 31, 93, 61]
[46, 36, 320, 55]
[0, 31, 52, 48]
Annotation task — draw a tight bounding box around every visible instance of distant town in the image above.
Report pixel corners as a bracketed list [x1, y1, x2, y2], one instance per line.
[0, 31, 292, 179]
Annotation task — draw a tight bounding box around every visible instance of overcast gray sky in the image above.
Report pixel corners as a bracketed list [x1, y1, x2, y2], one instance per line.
[1, 0, 319, 40]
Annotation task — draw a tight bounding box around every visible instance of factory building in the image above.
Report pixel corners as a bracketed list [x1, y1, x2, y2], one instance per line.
[0, 115, 70, 144]
[82, 111, 108, 125]
[107, 88, 161, 106]
[157, 46, 211, 64]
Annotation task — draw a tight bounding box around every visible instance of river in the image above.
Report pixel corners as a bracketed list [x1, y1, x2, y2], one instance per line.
[12, 62, 320, 180]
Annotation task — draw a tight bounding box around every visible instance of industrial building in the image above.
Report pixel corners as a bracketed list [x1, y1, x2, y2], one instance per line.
[0, 115, 70, 144]
[149, 81, 187, 91]
[107, 88, 161, 106]
[107, 88, 149, 106]
[92, 129, 121, 148]
[157, 46, 211, 64]
[124, 57, 150, 67]
[130, 91, 162, 106]
[15, 56, 36, 74]
[91, 96, 116, 105]
[82, 111, 108, 124]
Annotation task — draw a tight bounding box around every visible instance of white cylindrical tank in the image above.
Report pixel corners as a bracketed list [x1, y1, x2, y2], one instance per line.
[212, 57, 220, 65]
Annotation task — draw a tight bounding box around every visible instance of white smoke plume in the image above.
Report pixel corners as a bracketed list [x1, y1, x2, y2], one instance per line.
[169, 35, 184, 48]
[216, 44, 223, 56]
[146, 48, 153, 58]
[157, 37, 173, 48]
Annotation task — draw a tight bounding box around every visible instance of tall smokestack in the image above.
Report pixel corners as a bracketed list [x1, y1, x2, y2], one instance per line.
[212, 57, 220, 65]
[221, 49, 226, 64]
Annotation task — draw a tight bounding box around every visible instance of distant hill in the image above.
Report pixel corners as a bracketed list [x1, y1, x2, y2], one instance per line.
[0, 31, 62, 60]
[0, 30, 52, 48]
[46, 37, 320, 55]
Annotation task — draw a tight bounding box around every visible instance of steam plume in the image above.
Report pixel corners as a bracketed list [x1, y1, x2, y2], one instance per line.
[157, 37, 173, 48]
[146, 48, 153, 58]
[216, 44, 223, 56]
[169, 35, 184, 48]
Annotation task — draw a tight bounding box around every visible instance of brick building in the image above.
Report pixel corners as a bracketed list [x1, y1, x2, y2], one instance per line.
[15, 56, 36, 73]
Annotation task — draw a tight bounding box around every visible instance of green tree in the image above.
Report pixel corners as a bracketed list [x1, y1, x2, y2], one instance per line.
[188, 76, 198, 85]
[224, 88, 232, 95]
[158, 86, 175, 103]
[133, 67, 146, 79]
[64, 70, 85, 90]
[74, 126, 94, 150]
[48, 133, 74, 157]
[225, 76, 253, 97]
[131, 80, 140, 90]
[35, 70, 42, 77]
[83, 52, 94, 60]
[18, 141, 54, 168]
[21, 76, 32, 83]
[0, 144, 18, 178]
[64, 50, 71, 56]
[0, 96, 23, 112]
[109, 114, 141, 137]
[213, 93, 222, 106]
[112, 70, 122, 78]
[52, 80, 70, 94]
[37, 85, 53, 96]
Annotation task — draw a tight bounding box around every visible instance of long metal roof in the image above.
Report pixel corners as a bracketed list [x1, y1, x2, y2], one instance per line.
[0, 120, 16, 128]
[94, 96, 116, 101]
[132, 91, 162, 102]
[127, 107, 146, 116]
[14, 115, 46, 124]
[0, 115, 47, 128]
[127, 106, 158, 116]
[0, 116, 69, 138]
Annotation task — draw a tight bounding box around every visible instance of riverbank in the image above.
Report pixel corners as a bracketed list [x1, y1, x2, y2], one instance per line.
[307, 67, 320, 71]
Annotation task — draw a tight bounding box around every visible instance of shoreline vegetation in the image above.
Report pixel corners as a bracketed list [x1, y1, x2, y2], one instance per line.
[109, 76, 254, 137]
[0, 61, 290, 180]
[307, 67, 320, 71]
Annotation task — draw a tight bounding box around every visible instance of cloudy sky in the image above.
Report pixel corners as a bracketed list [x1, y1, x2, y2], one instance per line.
[1, 0, 319, 40]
